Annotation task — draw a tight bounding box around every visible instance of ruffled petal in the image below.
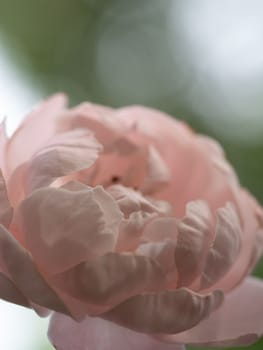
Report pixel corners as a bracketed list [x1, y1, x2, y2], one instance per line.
[0, 170, 13, 228]
[136, 240, 178, 287]
[116, 211, 156, 251]
[212, 189, 263, 291]
[171, 201, 213, 288]
[108, 185, 164, 217]
[48, 314, 185, 350]
[115, 106, 239, 218]
[0, 119, 8, 178]
[5, 94, 67, 177]
[52, 252, 165, 312]
[0, 224, 68, 313]
[201, 203, 242, 289]
[26, 128, 102, 193]
[142, 217, 178, 242]
[63, 102, 119, 149]
[19, 186, 123, 274]
[159, 277, 263, 347]
[104, 288, 223, 334]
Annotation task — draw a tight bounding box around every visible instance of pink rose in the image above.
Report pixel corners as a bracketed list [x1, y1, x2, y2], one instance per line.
[0, 94, 262, 350]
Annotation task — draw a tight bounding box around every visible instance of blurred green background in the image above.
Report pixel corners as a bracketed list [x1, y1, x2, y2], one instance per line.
[0, 0, 263, 349]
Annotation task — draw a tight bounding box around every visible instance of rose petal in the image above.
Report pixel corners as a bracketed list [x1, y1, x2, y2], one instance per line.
[104, 288, 224, 334]
[0, 224, 68, 313]
[108, 185, 163, 217]
[0, 170, 13, 228]
[136, 240, 178, 287]
[52, 252, 165, 311]
[116, 211, 156, 251]
[0, 119, 8, 178]
[91, 148, 148, 190]
[0, 271, 29, 307]
[175, 201, 214, 288]
[19, 186, 123, 274]
[201, 203, 242, 289]
[26, 128, 102, 193]
[115, 106, 239, 218]
[142, 217, 178, 242]
[5, 94, 67, 177]
[159, 276, 263, 347]
[212, 189, 263, 291]
[65, 102, 119, 149]
[141, 145, 171, 194]
[48, 314, 185, 350]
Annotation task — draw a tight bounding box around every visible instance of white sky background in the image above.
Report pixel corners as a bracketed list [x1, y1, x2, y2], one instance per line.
[0, 43, 51, 350]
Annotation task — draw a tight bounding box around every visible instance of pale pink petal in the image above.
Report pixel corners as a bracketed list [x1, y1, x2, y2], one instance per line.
[115, 106, 239, 218]
[136, 240, 178, 287]
[0, 170, 13, 228]
[110, 186, 173, 251]
[19, 186, 123, 274]
[26, 129, 102, 193]
[104, 288, 223, 334]
[90, 148, 147, 190]
[201, 203, 242, 289]
[0, 271, 29, 307]
[61, 180, 89, 192]
[48, 314, 185, 350]
[63, 103, 150, 190]
[141, 145, 171, 194]
[31, 302, 51, 317]
[65, 102, 120, 148]
[246, 228, 263, 275]
[108, 185, 163, 217]
[139, 200, 214, 290]
[0, 224, 68, 313]
[116, 211, 156, 251]
[212, 190, 263, 291]
[0, 119, 8, 178]
[52, 252, 165, 311]
[142, 217, 178, 242]
[6, 163, 28, 207]
[159, 277, 263, 347]
[5, 94, 67, 177]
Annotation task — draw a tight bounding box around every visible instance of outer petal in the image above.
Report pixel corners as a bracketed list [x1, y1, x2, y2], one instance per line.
[26, 128, 102, 193]
[201, 203, 241, 289]
[0, 271, 29, 307]
[136, 240, 178, 287]
[104, 288, 223, 334]
[0, 119, 8, 178]
[0, 171, 13, 228]
[48, 314, 185, 350]
[5, 94, 67, 177]
[174, 201, 214, 288]
[158, 277, 263, 347]
[212, 190, 263, 291]
[0, 224, 68, 313]
[63, 102, 119, 148]
[19, 186, 123, 274]
[52, 252, 165, 311]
